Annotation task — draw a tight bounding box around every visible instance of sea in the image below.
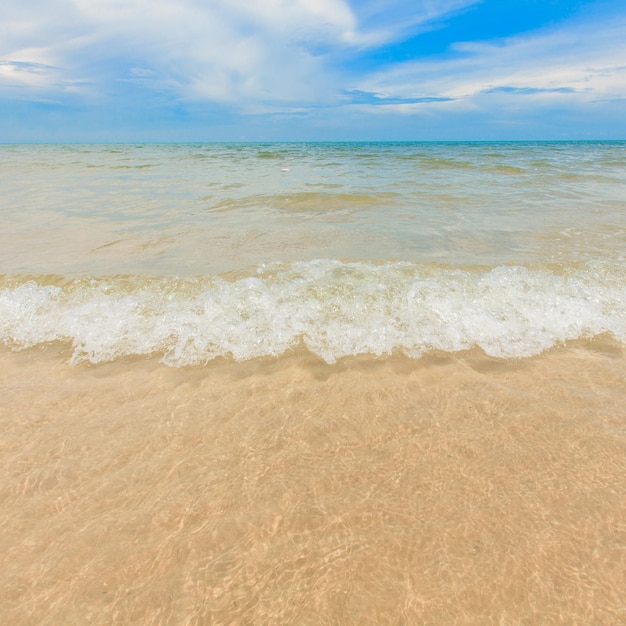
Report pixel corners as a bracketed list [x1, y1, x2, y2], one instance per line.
[1, 142, 625, 624]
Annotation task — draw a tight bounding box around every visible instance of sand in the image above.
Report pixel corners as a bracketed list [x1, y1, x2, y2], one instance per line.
[1, 342, 625, 624]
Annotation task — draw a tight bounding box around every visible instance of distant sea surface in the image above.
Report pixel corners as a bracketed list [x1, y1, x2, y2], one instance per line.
[1, 141, 624, 365]
[1, 142, 625, 624]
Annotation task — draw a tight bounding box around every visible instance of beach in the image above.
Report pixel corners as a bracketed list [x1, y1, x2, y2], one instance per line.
[1, 142, 625, 623]
[1, 344, 625, 623]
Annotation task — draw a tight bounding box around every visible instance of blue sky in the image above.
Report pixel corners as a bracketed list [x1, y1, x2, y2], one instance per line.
[1, 0, 625, 141]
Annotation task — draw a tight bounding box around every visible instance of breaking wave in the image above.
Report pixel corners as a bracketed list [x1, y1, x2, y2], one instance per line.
[1, 260, 624, 366]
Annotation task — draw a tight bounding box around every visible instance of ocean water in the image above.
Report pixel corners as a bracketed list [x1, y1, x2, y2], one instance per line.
[1, 141, 625, 365]
[2, 142, 626, 624]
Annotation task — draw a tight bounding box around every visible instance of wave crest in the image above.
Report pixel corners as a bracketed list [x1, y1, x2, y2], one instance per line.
[1, 260, 624, 366]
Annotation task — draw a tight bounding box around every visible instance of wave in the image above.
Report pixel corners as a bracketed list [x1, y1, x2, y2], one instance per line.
[1, 260, 624, 366]
[209, 192, 400, 213]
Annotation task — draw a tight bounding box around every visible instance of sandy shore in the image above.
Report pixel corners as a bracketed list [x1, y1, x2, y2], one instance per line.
[1, 342, 625, 624]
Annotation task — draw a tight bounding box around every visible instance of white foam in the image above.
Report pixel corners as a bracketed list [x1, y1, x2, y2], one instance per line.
[1, 260, 624, 366]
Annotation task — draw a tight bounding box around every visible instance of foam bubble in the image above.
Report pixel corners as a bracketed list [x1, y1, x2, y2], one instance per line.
[1, 260, 624, 366]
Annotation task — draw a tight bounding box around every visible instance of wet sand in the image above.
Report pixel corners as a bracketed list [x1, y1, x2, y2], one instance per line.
[1, 342, 625, 624]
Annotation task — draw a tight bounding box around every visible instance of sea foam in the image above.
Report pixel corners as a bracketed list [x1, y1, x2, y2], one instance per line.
[1, 260, 624, 366]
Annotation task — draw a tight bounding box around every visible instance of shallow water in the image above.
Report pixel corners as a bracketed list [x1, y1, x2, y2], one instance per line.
[1, 142, 625, 366]
[1, 345, 625, 624]
[1, 142, 625, 623]
[1, 142, 625, 277]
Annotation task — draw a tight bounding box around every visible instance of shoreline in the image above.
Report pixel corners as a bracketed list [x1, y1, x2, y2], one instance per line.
[1, 344, 625, 623]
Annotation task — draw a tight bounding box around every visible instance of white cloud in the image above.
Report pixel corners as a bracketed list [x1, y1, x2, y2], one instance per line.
[0, 0, 482, 107]
[354, 13, 626, 112]
[0, 0, 357, 104]
[3, 0, 623, 141]
[344, 0, 479, 46]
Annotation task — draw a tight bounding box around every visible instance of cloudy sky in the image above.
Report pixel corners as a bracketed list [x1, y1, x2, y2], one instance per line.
[2, 0, 625, 141]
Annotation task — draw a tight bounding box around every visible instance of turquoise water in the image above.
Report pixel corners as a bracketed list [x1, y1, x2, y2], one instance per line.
[1, 142, 625, 364]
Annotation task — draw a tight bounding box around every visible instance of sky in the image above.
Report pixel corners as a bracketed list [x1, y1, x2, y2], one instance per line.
[1, 0, 625, 142]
